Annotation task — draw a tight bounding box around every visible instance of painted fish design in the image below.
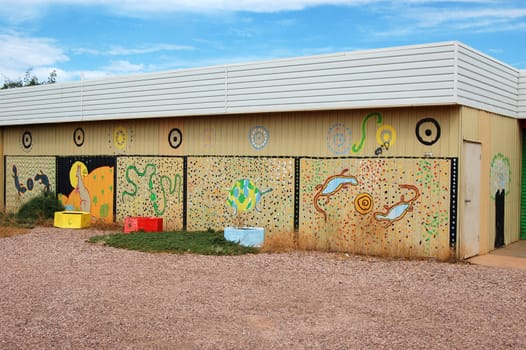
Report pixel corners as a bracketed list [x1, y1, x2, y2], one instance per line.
[373, 184, 420, 227]
[314, 168, 359, 222]
[226, 179, 272, 215]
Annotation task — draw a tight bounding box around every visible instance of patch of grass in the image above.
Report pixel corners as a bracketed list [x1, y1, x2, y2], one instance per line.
[88, 230, 259, 255]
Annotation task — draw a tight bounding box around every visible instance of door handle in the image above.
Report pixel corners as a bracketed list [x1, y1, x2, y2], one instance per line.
[465, 199, 471, 203]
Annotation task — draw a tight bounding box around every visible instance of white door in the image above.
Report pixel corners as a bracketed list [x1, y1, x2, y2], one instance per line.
[461, 141, 481, 259]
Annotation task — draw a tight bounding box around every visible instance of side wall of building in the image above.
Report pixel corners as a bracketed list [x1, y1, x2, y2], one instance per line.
[3, 106, 460, 258]
[461, 106, 521, 254]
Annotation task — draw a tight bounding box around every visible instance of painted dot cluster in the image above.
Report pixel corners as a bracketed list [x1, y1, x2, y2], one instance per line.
[299, 157, 452, 258]
[187, 157, 294, 233]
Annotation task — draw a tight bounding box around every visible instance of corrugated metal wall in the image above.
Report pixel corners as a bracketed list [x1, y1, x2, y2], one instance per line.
[4, 120, 160, 156]
[0, 106, 467, 259]
[1, 42, 522, 126]
[0, 42, 463, 126]
[456, 45, 519, 118]
[460, 106, 521, 253]
[4, 107, 459, 158]
[519, 70, 526, 118]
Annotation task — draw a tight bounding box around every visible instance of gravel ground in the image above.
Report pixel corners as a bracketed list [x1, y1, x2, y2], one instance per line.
[1, 227, 525, 350]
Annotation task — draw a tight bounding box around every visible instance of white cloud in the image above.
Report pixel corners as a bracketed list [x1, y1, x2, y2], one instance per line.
[368, 3, 526, 38]
[0, 0, 386, 20]
[0, 0, 517, 21]
[103, 60, 144, 73]
[74, 44, 195, 56]
[0, 33, 69, 82]
[414, 8, 526, 28]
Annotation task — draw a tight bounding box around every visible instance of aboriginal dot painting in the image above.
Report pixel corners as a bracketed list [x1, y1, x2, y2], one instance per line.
[107, 125, 135, 153]
[116, 157, 184, 231]
[187, 157, 295, 233]
[5, 156, 56, 214]
[300, 157, 452, 259]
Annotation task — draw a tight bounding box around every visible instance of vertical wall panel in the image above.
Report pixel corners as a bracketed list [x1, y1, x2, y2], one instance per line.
[300, 157, 453, 259]
[489, 114, 521, 247]
[187, 157, 295, 233]
[56, 156, 115, 223]
[116, 156, 184, 230]
[5, 156, 56, 213]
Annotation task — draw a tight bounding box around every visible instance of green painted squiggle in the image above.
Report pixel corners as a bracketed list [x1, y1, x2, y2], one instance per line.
[352, 112, 383, 153]
[122, 163, 182, 216]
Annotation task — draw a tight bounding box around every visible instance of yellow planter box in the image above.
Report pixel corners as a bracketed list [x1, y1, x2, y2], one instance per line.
[54, 211, 91, 229]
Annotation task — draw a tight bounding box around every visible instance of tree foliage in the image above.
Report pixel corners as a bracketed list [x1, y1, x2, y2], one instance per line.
[2, 69, 57, 89]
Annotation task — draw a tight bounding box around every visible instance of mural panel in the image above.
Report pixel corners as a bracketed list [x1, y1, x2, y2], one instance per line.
[5, 156, 56, 213]
[187, 157, 295, 232]
[57, 157, 115, 223]
[300, 158, 452, 259]
[116, 157, 184, 231]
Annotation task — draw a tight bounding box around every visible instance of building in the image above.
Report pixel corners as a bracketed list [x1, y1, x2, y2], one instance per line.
[1, 41, 525, 259]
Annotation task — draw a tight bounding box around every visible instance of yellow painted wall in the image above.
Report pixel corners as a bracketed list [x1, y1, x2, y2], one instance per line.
[1, 106, 464, 260]
[460, 107, 521, 254]
[162, 106, 459, 157]
[4, 120, 160, 156]
[4, 107, 458, 158]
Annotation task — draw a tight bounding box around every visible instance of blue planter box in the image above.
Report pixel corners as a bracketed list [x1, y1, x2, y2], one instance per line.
[224, 227, 264, 247]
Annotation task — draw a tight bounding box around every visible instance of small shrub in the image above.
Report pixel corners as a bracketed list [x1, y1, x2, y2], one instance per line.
[15, 193, 64, 225]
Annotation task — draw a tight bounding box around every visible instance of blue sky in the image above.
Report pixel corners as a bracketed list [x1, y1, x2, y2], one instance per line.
[0, 0, 525, 83]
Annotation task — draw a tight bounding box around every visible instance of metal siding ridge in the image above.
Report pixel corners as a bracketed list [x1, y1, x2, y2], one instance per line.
[0, 41, 522, 125]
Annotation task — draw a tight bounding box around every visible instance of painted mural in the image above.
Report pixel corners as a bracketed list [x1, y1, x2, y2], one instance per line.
[116, 157, 184, 231]
[226, 179, 273, 215]
[249, 126, 269, 150]
[57, 157, 115, 223]
[187, 157, 294, 232]
[300, 158, 452, 259]
[5, 156, 56, 213]
[491, 153, 511, 248]
[326, 112, 397, 156]
[107, 125, 135, 153]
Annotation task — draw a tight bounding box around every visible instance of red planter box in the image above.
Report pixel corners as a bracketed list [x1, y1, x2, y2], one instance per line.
[124, 217, 163, 233]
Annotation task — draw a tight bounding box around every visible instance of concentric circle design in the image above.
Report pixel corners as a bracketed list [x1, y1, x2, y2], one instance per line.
[73, 127, 85, 147]
[249, 126, 269, 150]
[22, 131, 32, 150]
[113, 127, 127, 149]
[327, 123, 352, 155]
[416, 118, 441, 146]
[168, 128, 183, 149]
[376, 125, 396, 147]
[354, 192, 374, 215]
